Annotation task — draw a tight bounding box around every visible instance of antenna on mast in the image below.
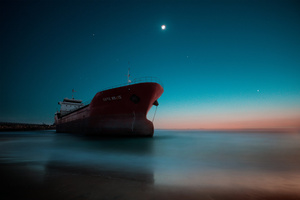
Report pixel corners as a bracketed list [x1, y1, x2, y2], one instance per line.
[72, 89, 76, 99]
[127, 62, 131, 84]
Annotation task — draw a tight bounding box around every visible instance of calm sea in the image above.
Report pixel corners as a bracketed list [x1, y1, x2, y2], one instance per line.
[1, 130, 300, 193]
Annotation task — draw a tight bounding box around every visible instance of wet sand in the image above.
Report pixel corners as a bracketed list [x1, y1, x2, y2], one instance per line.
[2, 164, 299, 200]
[1, 130, 300, 199]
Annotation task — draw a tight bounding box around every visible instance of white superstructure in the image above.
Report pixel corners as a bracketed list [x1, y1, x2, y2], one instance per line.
[58, 98, 84, 115]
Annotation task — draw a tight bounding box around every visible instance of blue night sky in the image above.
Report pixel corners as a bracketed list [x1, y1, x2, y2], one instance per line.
[1, 0, 300, 129]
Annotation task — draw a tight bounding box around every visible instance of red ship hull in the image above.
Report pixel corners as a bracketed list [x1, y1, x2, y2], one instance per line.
[55, 82, 163, 137]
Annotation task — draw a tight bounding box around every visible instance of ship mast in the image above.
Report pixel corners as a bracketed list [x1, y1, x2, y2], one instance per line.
[72, 89, 76, 99]
[127, 67, 131, 85]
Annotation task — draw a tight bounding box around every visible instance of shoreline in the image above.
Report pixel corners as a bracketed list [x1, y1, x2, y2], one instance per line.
[0, 122, 56, 132]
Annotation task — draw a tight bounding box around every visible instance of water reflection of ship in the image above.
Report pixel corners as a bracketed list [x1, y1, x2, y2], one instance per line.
[44, 134, 155, 184]
[1, 134, 155, 199]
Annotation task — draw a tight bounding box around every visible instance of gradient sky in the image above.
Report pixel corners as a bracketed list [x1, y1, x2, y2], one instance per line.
[1, 0, 300, 130]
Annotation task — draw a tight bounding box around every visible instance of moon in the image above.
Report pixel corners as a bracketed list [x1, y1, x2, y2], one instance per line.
[161, 25, 166, 30]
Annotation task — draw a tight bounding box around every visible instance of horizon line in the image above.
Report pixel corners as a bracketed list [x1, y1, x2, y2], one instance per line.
[155, 127, 300, 133]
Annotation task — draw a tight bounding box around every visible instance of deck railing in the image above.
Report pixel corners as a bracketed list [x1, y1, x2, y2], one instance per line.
[132, 77, 163, 86]
[101, 76, 163, 92]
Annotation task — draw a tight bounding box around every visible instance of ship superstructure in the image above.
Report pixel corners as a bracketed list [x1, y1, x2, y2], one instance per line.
[57, 98, 84, 116]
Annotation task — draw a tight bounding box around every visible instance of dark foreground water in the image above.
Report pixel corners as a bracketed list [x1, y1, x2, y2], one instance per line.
[1, 130, 300, 200]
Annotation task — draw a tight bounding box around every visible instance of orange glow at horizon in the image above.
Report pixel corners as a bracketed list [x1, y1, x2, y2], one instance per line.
[155, 117, 300, 131]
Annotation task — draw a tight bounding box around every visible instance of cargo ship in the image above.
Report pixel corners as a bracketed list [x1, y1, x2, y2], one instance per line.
[54, 76, 163, 137]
